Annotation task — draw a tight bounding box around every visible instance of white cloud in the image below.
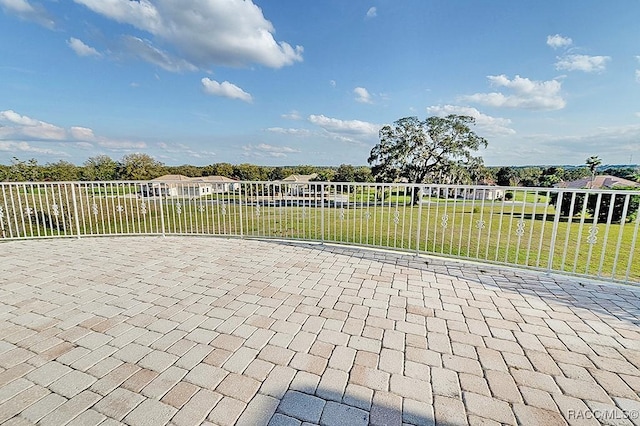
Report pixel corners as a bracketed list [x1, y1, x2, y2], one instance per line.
[0, 109, 66, 140]
[156, 142, 215, 159]
[366, 7, 377, 18]
[0, 109, 146, 151]
[74, 142, 94, 149]
[546, 34, 572, 49]
[201, 78, 252, 103]
[21, 124, 65, 140]
[0, 109, 39, 126]
[555, 54, 610, 72]
[0, 0, 54, 28]
[67, 37, 101, 57]
[121, 36, 197, 72]
[73, 0, 303, 69]
[308, 114, 380, 136]
[73, 0, 161, 31]
[524, 125, 640, 162]
[0, 141, 68, 155]
[484, 124, 640, 166]
[547, 35, 610, 73]
[635, 69, 640, 83]
[0, 0, 32, 13]
[463, 74, 565, 110]
[266, 127, 310, 136]
[353, 87, 373, 104]
[243, 143, 300, 158]
[257, 143, 299, 154]
[70, 126, 96, 140]
[70, 124, 145, 150]
[96, 139, 146, 150]
[281, 110, 302, 120]
[426, 105, 515, 136]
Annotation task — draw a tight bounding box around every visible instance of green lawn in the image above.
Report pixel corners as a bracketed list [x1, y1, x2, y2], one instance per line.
[507, 190, 550, 203]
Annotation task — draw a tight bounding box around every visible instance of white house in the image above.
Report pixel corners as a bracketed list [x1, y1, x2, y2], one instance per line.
[142, 174, 240, 197]
[465, 186, 505, 201]
[423, 185, 504, 201]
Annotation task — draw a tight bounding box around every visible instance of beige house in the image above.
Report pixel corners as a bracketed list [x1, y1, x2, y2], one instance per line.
[199, 175, 241, 193]
[142, 174, 240, 197]
[281, 173, 319, 195]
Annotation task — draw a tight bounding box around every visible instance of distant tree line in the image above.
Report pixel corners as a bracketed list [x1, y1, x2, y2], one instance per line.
[1, 154, 638, 186]
[0, 154, 375, 183]
[492, 165, 640, 187]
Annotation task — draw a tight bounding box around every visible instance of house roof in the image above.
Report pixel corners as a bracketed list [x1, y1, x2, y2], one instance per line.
[282, 173, 318, 182]
[555, 175, 640, 189]
[152, 174, 193, 181]
[152, 174, 237, 183]
[199, 175, 238, 182]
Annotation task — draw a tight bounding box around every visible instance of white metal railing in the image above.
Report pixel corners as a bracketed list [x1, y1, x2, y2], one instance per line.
[1, 180, 639, 284]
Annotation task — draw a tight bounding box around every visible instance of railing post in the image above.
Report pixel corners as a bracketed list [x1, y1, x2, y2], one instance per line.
[0, 185, 5, 239]
[159, 189, 166, 237]
[0, 186, 5, 239]
[71, 183, 82, 239]
[625, 205, 640, 283]
[547, 190, 563, 272]
[238, 184, 244, 238]
[321, 183, 325, 243]
[415, 185, 423, 255]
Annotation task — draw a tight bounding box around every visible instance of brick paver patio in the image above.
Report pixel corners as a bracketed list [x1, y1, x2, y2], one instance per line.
[1, 236, 639, 425]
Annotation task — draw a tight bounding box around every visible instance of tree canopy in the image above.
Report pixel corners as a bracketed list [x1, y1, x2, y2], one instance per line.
[4, 157, 42, 182]
[83, 155, 118, 181]
[368, 115, 488, 184]
[118, 153, 165, 180]
[42, 160, 80, 181]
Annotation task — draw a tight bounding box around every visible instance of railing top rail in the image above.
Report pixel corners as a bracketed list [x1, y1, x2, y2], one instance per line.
[1, 179, 638, 191]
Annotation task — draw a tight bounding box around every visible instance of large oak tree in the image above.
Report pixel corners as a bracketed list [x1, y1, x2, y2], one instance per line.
[368, 115, 488, 186]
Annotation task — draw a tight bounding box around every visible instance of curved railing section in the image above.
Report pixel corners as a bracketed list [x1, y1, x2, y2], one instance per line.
[1, 180, 639, 285]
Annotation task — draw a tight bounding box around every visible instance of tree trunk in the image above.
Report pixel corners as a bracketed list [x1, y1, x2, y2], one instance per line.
[413, 186, 422, 206]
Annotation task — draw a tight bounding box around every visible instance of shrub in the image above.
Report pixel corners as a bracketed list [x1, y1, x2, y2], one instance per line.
[549, 187, 639, 223]
[28, 209, 72, 232]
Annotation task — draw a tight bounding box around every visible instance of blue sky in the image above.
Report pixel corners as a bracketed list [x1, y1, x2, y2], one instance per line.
[1, 0, 639, 167]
